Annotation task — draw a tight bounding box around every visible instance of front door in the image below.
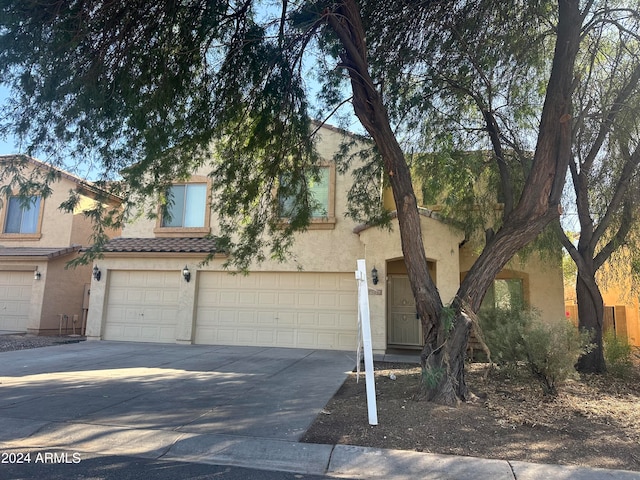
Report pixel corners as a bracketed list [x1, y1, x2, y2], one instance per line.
[387, 275, 422, 348]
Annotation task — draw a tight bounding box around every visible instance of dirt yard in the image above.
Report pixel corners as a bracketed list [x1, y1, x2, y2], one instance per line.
[302, 357, 640, 472]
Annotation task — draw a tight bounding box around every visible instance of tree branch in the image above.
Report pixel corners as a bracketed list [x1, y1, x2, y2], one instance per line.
[594, 198, 634, 271]
[590, 143, 640, 251]
[580, 62, 640, 175]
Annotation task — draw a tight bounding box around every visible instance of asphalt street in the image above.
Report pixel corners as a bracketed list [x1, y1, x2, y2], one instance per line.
[0, 449, 352, 480]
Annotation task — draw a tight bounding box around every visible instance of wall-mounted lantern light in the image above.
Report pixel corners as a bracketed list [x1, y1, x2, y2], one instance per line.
[34, 268, 41, 280]
[371, 266, 379, 285]
[182, 265, 191, 283]
[93, 265, 102, 282]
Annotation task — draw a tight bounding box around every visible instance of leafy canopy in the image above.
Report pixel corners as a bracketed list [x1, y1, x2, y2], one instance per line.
[0, 0, 580, 268]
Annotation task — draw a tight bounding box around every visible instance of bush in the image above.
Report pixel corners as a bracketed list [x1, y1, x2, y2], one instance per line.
[478, 307, 593, 395]
[521, 320, 593, 395]
[603, 330, 633, 378]
[478, 305, 530, 365]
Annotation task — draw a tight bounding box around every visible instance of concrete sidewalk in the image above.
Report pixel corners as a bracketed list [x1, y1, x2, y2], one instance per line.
[1, 341, 638, 479]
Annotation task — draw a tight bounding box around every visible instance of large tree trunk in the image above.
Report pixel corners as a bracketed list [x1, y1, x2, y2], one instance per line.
[325, 0, 443, 346]
[433, 0, 583, 403]
[327, 0, 582, 405]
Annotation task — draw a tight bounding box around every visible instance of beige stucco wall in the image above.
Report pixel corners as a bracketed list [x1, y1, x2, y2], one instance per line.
[89, 126, 468, 351]
[0, 161, 119, 248]
[87, 214, 465, 353]
[0, 158, 121, 335]
[88, 125, 564, 352]
[38, 257, 90, 334]
[356, 216, 465, 349]
[459, 245, 565, 323]
[0, 175, 74, 247]
[0, 254, 89, 336]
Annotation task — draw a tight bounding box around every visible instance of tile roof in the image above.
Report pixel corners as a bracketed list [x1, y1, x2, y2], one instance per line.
[102, 237, 219, 254]
[0, 246, 81, 259]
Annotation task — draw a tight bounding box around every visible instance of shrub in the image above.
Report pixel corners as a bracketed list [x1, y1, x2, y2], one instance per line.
[521, 319, 593, 396]
[477, 305, 530, 365]
[478, 307, 593, 395]
[603, 330, 633, 378]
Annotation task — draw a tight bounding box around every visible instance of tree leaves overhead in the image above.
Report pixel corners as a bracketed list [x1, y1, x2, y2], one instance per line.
[1, 0, 636, 279]
[0, 0, 320, 268]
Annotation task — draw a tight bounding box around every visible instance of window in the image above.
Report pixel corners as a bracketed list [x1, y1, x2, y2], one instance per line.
[481, 278, 524, 311]
[161, 183, 207, 228]
[279, 165, 335, 228]
[3, 196, 41, 234]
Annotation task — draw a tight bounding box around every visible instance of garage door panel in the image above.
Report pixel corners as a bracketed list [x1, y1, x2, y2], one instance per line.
[275, 330, 294, 346]
[195, 272, 357, 350]
[104, 271, 179, 343]
[318, 313, 338, 327]
[0, 271, 32, 331]
[256, 312, 274, 324]
[297, 312, 315, 326]
[239, 291, 257, 304]
[277, 292, 296, 306]
[218, 291, 236, 305]
[258, 292, 277, 305]
[277, 312, 295, 325]
[318, 294, 337, 307]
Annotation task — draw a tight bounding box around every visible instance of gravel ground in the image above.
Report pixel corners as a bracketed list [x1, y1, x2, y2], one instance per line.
[0, 334, 85, 352]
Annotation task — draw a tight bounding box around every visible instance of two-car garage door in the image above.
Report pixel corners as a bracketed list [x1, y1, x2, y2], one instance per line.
[195, 272, 357, 350]
[103, 270, 357, 349]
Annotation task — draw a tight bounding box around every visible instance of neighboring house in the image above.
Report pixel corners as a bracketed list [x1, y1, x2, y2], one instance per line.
[565, 267, 640, 347]
[0, 155, 121, 335]
[86, 125, 565, 353]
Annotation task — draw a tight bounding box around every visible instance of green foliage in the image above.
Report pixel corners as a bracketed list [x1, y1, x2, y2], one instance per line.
[421, 366, 445, 390]
[521, 320, 593, 396]
[441, 305, 456, 334]
[413, 150, 502, 239]
[479, 306, 593, 395]
[603, 330, 633, 378]
[478, 305, 530, 365]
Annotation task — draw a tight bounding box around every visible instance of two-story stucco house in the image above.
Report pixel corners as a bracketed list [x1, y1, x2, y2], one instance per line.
[85, 124, 565, 353]
[0, 155, 121, 335]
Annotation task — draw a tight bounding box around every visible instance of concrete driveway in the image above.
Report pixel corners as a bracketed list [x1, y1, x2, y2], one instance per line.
[0, 341, 356, 472]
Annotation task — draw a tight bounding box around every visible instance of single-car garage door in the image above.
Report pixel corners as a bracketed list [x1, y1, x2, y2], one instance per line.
[195, 272, 357, 350]
[104, 270, 180, 343]
[0, 270, 32, 331]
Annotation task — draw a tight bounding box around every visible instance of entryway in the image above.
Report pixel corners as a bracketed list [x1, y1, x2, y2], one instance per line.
[386, 259, 435, 349]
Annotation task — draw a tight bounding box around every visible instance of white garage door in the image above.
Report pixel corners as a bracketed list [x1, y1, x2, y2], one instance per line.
[0, 271, 32, 331]
[195, 272, 358, 350]
[104, 271, 180, 343]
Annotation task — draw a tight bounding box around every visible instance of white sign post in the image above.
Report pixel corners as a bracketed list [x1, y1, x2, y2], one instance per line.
[355, 259, 378, 426]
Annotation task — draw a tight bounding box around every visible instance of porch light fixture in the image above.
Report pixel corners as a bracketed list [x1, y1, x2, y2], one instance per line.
[93, 265, 102, 282]
[182, 265, 191, 283]
[371, 266, 379, 285]
[34, 268, 41, 280]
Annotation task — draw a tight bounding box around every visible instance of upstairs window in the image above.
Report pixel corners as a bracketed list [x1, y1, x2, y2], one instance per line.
[161, 184, 207, 228]
[279, 165, 335, 228]
[4, 196, 42, 234]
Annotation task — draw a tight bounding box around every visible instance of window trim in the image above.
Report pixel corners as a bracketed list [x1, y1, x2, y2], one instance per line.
[154, 176, 211, 238]
[279, 163, 336, 230]
[480, 270, 530, 311]
[0, 193, 45, 240]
